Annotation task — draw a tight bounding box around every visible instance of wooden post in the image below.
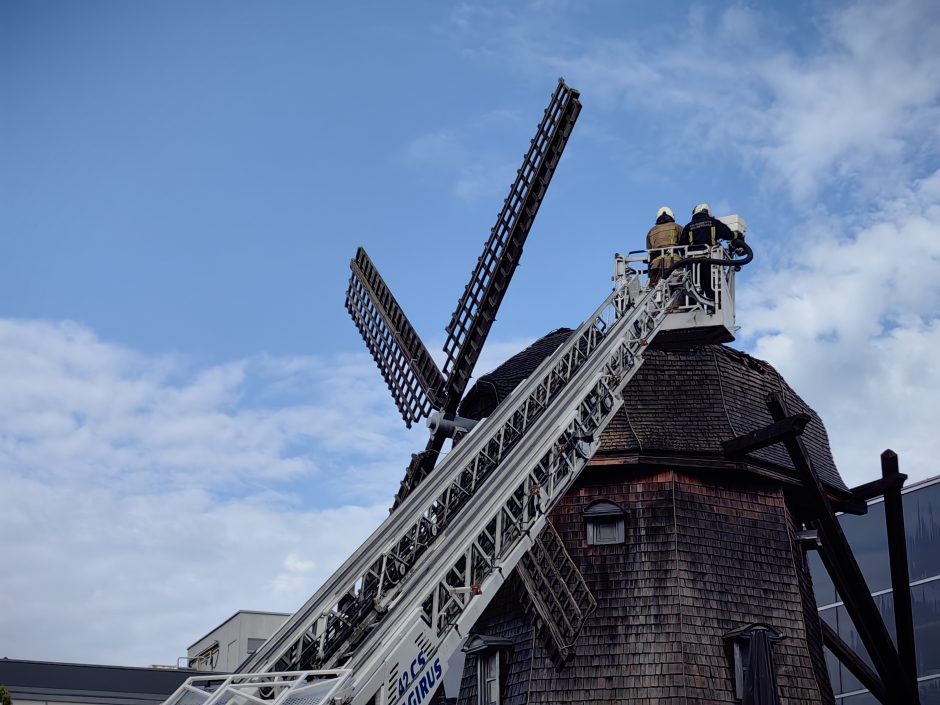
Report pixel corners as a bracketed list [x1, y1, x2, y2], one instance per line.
[881, 449, 920, 704]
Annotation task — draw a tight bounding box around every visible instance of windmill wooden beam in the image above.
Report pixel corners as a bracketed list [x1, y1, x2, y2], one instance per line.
[765, 392, 914, 705]
[343, 80, 582, 510]
[721, 412, 811, 456]
[820, 620, 888, 703]
[849, 471, 906, 502]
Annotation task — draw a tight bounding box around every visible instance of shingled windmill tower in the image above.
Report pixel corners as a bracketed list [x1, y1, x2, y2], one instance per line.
[164, 80, 919, 705]
[449, 335, 844, 704]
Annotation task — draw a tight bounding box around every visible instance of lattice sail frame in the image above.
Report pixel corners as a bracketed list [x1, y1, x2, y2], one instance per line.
[442, 80, 582, 400]
[345, 80, 581, 431]
[346, 247, 445, 427]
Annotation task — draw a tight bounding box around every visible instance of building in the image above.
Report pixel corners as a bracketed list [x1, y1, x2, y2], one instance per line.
[0, 613, 287, 704]
[186, 610, 290, 673]
[0, 659, 196, 705]
[809, 475, 940, 704]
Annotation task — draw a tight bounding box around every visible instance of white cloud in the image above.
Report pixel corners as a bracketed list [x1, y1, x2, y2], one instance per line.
[754, 1, 940, 200]
[0, 317, 544, 667]
[455, 0, 940, 204]
[740, 170, 940, 484]
[0, 319, 419, 665]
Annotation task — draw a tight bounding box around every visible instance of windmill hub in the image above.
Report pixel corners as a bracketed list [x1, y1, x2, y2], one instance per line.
[427, 411, 479, 440]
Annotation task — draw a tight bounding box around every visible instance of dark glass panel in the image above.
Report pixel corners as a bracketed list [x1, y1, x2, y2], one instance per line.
[832, 592, 895, 694]
[809, 549, 837, 606]
[876, 591, 897, 648]
[920, 676, 940, 705]
[905, 482, 940, 583]
[822, 643, 842, 696]
[841, 501, 891, 594]
[913, 580, 940, 678]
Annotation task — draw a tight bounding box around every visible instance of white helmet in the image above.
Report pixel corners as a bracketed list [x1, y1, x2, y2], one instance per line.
[656, 206, 674, 220]
[693, 203, 711, 216]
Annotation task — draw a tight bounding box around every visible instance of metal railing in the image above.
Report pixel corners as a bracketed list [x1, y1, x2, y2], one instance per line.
[163, 670, 352, 705]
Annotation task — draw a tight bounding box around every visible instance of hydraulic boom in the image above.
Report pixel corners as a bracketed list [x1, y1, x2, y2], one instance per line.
[164, 255, 744, 705]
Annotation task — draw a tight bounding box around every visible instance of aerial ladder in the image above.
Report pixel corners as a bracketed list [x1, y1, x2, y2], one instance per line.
[163, 229, 751, 705]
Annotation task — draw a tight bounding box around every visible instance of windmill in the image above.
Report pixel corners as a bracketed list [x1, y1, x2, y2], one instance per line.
[345, 79, 581, 509]
[164, 76, 921, 705]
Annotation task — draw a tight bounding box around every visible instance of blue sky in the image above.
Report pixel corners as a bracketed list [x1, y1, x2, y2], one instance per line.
[2, 0, 939, 667]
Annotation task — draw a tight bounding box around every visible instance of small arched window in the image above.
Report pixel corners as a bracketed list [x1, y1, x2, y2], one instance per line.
[722, 623, 784, 702]
[584, 499, 626, 545]
[463, 634, 513, 705]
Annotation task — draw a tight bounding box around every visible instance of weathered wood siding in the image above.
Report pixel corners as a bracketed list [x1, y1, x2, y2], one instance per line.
[455, 467, 832, 704]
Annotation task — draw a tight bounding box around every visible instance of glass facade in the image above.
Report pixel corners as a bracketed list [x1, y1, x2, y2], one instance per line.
[811, 476, 940, 702]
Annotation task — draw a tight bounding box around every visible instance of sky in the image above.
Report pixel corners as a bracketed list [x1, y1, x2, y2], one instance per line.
[1, 0, 939, 668]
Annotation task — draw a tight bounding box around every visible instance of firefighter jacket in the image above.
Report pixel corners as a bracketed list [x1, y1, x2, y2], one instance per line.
[681, 212, 735, 247]
[646, 219, 683, 251]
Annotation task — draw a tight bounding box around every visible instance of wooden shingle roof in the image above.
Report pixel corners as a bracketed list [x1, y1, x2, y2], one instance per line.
[459, 331, 847, 493]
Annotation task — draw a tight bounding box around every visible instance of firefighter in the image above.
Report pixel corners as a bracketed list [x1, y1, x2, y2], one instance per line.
[646, 206, 682, 285]
[681, 203, 735, 248]
[681, 204, 735, 300]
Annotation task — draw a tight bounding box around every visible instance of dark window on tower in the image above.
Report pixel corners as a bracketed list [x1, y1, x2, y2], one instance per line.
[584, 499, 626, 545]
[723, 623, 784, 704]
[479, 651, 499, 705]
[462, 634, 513, 705]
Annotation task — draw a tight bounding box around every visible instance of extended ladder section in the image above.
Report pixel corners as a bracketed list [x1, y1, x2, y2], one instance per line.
[165, 262, 735, 705]
[516, 521, 596, 666]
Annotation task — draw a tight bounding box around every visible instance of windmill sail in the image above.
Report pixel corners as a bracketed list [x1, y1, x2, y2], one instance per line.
[441, 79, 581, 407]
[346, 247, 445, 427]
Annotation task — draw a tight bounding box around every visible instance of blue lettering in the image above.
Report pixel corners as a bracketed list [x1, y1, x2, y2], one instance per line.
[401, 650, 445, 705]
[410, 650, 426, 678]
[398, 673, 409, 697]
[406, 682, 421, 705]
